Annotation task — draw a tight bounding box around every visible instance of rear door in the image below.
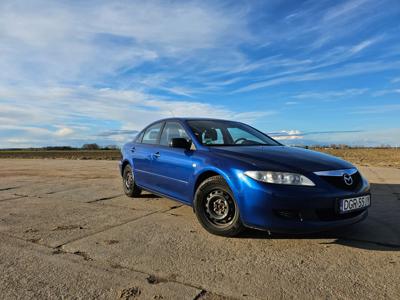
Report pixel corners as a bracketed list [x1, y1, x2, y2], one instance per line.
[133, 121, 164, 189]
[151, 121, 196, 202]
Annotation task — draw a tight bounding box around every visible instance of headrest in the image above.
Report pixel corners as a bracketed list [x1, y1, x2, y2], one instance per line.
[149, 131, 158, 139]
[204, 128, 218, 141]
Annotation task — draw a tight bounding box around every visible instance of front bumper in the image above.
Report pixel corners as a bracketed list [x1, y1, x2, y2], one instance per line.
[237, 175, 370, 233]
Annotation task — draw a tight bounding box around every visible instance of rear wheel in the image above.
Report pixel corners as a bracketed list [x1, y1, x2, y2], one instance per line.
[194, 176, 244, 237]
[122, 164, 142, 197]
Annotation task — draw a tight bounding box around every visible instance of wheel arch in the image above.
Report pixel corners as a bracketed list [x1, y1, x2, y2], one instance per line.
[120, 159, 131, 176]
[192, 167, 241, 207]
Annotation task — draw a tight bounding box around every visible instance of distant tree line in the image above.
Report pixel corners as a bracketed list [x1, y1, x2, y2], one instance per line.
[1, 144, 120, 151]
[1, 144, 398, 151]
[81, 143, 119, 150]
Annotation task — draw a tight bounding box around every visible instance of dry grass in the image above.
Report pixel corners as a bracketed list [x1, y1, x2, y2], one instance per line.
[314, 148, 400, 169]
[1, 148, 399, 169]
[0, 150, 120, 160]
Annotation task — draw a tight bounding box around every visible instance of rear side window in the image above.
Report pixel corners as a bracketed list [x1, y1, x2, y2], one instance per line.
[142, 122, 163, 145]
[160, 122, 190, 146]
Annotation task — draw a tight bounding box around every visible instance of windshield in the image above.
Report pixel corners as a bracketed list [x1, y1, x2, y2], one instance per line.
[187, 120, 281, 147]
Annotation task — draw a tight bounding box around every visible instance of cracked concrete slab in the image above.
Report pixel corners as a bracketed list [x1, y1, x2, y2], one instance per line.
[0, 234, 201, 300]
[94, 193, 183, 211]
[62, 207, 400, 299]
[0, 196, 161, 248]
[40, 185, 123, 203]
[0, 191, 26, 201]
[6, 179, 85, 198]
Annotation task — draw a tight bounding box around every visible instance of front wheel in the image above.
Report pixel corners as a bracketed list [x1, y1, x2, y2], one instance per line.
[122, 164, 142, 197]
[194, 176, 244, 237]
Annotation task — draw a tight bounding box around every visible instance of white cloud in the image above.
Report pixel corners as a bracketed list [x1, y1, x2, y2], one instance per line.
[371, 89, 400, 97]
[55, 127, 74, 137]
[309, 128, 400, 147]
[391, 77, 400, 83]
[351, 104, 400, 114]
[293, 88, 368, 100]
[0, 85, 272, 147]
[0, 0, 264, 147]
[233, 60, 400, 93]
[0, 0, 249, 85]
[269, 130, 303, 140]
[349, 37, 381, 54]
[323, 0, 368, 22]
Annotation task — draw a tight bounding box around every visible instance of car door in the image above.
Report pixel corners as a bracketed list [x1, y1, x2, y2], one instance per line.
[133, 121, 164, 189]
[151, 121, 196, 202]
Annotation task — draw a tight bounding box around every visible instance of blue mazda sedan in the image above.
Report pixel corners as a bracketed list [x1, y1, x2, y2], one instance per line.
[120, 118, 371, 236]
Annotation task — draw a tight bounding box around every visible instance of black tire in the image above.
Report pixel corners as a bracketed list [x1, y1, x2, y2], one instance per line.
[122, 164, 142, 197]
[194, 175, 244, 237]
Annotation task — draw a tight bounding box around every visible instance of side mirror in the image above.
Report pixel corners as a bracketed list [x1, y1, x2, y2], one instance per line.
[169, 138, 191, 150]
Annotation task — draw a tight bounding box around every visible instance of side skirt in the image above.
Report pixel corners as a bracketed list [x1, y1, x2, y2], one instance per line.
[137, 184, 192, 207]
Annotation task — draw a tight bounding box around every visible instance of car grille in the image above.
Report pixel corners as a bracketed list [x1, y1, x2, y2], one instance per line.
[318, 171, 362, 191]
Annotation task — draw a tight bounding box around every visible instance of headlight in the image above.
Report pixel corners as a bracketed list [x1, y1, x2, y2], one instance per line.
[244, 171, 315, 186]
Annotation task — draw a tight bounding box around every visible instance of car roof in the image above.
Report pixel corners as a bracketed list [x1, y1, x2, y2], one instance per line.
[154, 117, 234, 123]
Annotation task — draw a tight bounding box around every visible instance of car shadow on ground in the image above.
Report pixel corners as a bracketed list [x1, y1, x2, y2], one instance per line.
[137, 192, 161, 199]
[238, 183, 400, 251]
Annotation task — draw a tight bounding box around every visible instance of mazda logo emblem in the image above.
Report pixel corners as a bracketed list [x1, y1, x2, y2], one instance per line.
[343, 173, 353, 186]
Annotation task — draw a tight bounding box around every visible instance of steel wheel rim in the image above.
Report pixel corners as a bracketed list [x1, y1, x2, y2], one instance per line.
[204, 189, 235, 227]
[125, 171, 133, 190]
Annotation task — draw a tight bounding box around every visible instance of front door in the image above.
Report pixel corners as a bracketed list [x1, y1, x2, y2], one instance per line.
[151, 121, 196, 202]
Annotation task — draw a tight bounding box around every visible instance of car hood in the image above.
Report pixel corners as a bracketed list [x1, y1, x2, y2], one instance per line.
[210, 146, 354, 173]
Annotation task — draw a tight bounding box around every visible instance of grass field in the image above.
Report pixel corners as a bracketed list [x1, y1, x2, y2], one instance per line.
[0, 148, 399, 168]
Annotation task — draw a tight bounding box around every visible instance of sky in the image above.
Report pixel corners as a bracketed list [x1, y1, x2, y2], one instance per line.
[1, 0, 400, 148]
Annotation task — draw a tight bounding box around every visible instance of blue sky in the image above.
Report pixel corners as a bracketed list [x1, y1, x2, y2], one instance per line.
[1, 0, 399, 148]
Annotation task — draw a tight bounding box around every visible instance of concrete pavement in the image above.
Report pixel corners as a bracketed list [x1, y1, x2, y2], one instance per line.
[0, 159, 399, 299]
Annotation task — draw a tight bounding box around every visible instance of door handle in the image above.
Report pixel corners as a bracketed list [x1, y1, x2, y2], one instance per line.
[153, 152, 160, 158]
[130, 147, 136, 152]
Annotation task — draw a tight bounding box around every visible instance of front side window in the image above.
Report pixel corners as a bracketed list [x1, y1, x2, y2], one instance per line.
[142, 122, 163, 145]
[187, 120, 280, 146]
[160, 122, 190, 146]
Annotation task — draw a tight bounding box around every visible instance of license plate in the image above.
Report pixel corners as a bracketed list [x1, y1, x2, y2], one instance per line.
[339, 195, 371, 213]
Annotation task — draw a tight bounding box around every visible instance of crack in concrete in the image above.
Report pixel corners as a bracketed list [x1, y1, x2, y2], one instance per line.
[87, 202, 138, 211]
[0, 195, 28, 202]
[193, 290, 207, 300]
[87, 194, 124, 203]
[72, 250, 93, 261]
[0, 186, 19, 191]
[4, 232, 206, 296]
[54, 208, 170, 248]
